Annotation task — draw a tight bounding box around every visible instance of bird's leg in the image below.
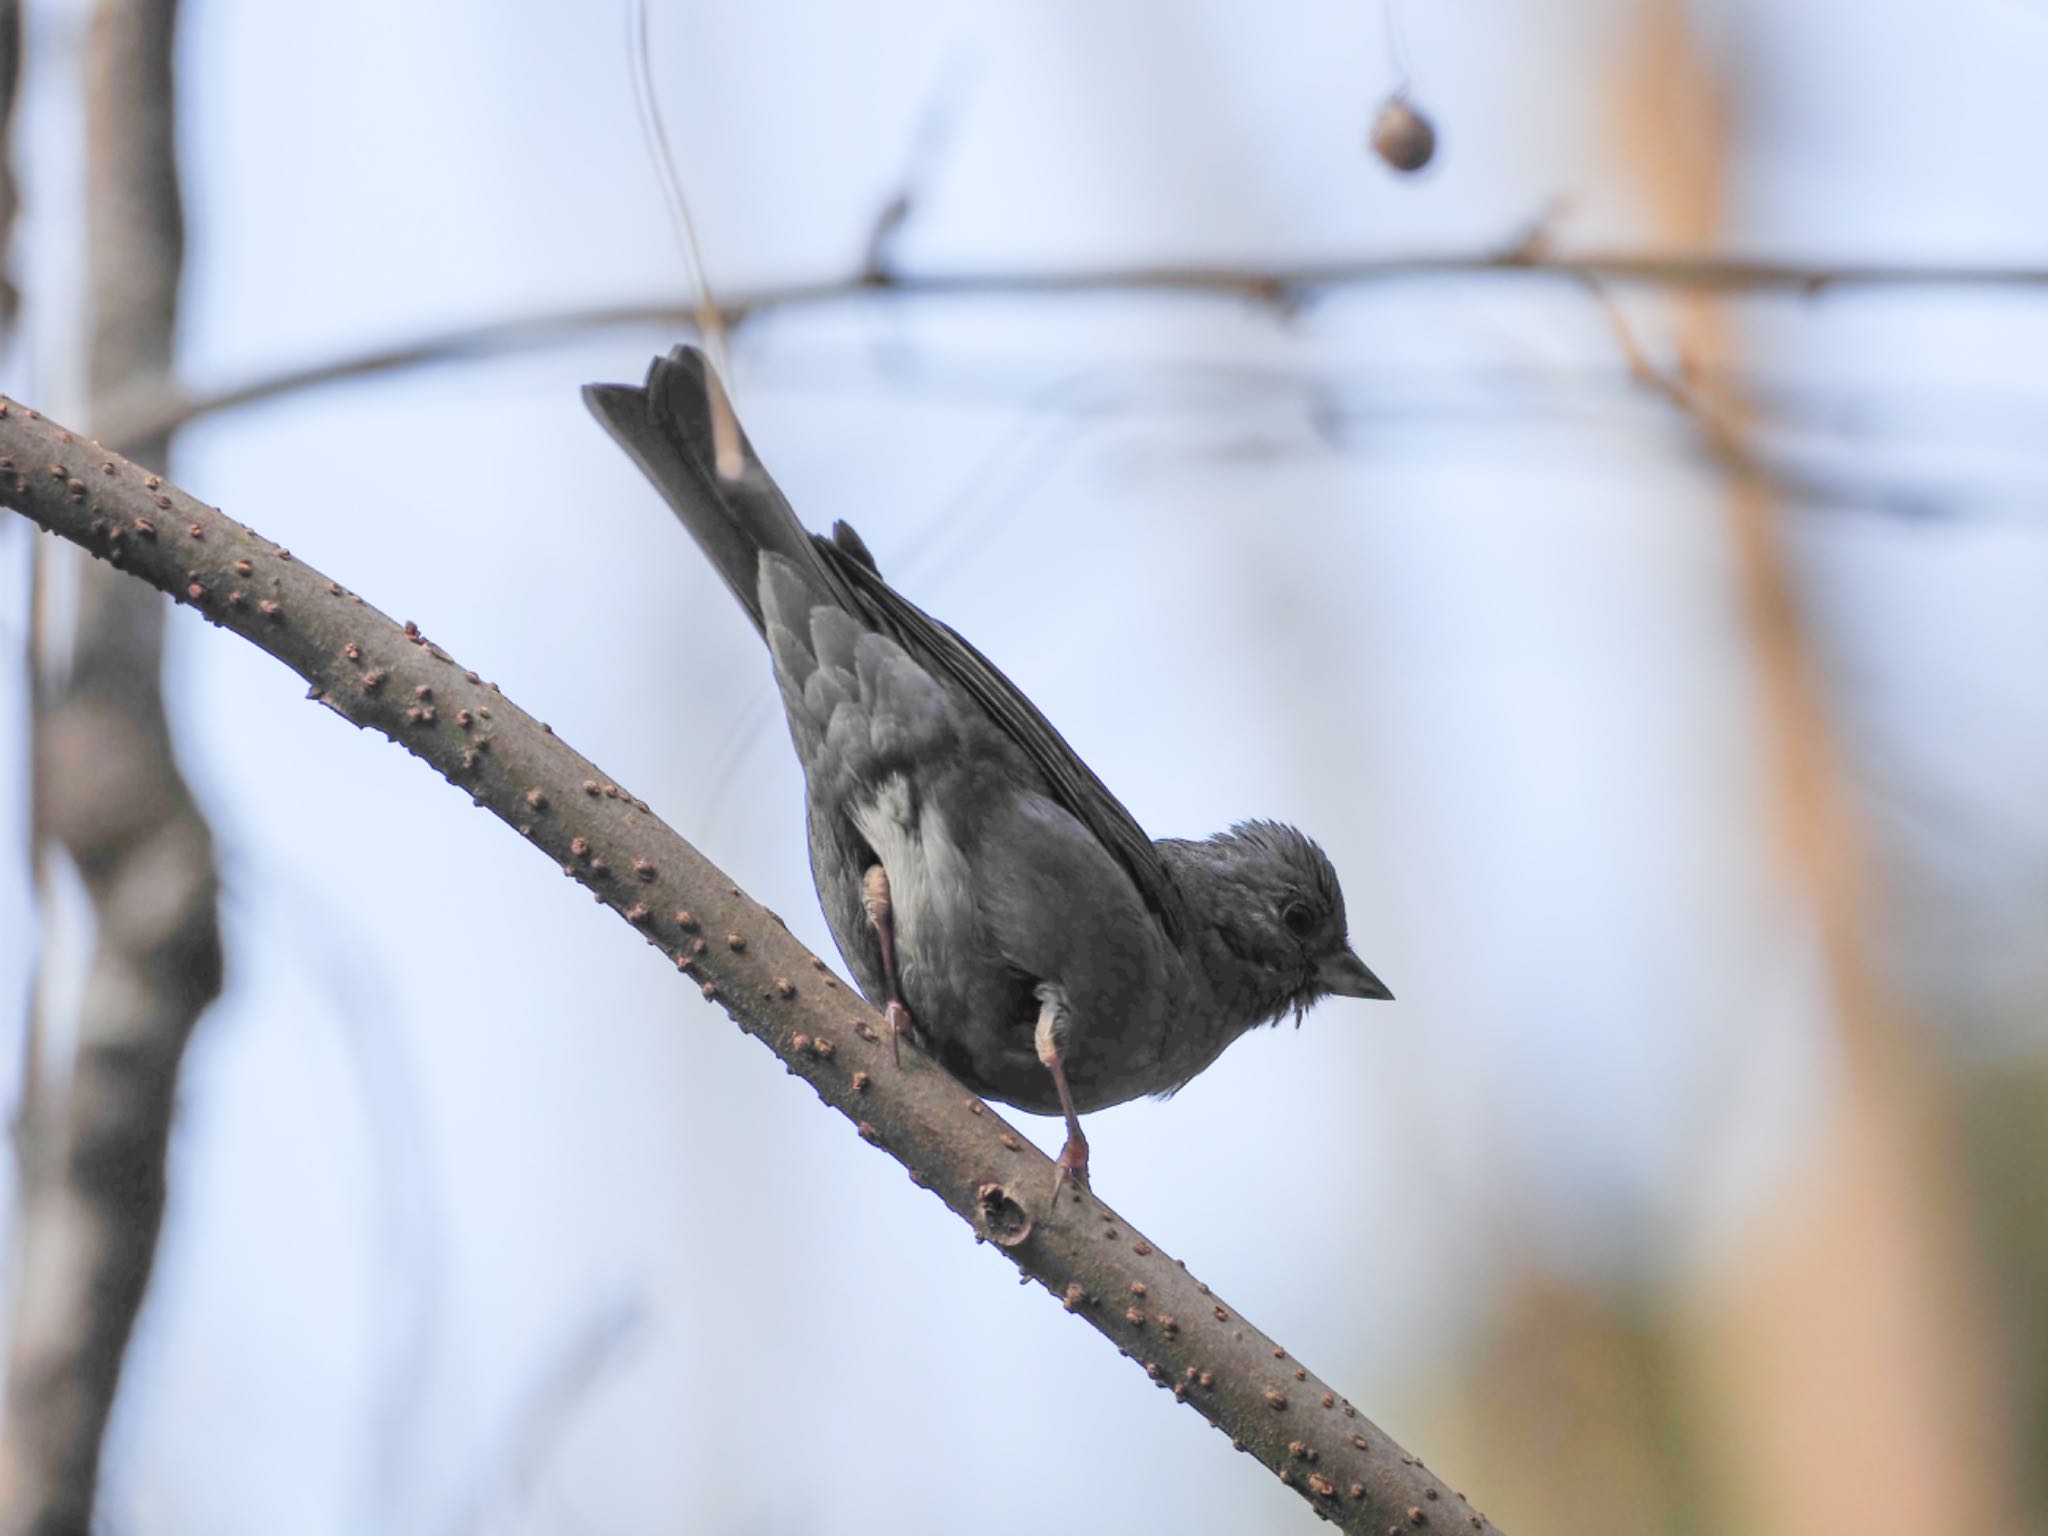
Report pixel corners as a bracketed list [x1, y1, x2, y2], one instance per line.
[1035, 995, 1090, 1207]
[861, 864, 912, 1063]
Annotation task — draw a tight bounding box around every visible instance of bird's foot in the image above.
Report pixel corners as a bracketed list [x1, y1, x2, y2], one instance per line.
[1049, 1129, 1091, 1210]
[884, 997, 913, 1065]
[862, 864, 915, 1068]
[1034, 989, 1092, 1212]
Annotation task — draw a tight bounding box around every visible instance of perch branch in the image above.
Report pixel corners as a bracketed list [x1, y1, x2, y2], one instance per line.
[93, 247, 2048, 446]
[0, 396, 1501, 1535]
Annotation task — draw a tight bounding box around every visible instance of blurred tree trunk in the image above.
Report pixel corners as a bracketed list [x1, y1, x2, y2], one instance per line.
[1443, 6, 2018, 1534]
[0, 0, 21, 330]
[1607, 4, 2017, 1533]
[1445, 1273, 1711, 1536]
[1953, 1048, 2048, 1521]
[2, 4, 222, 1534]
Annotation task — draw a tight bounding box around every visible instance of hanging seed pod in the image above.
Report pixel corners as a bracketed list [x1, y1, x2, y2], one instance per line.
[1370, 96, 1436, 173]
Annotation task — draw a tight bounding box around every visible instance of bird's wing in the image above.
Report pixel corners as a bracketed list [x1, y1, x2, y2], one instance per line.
[761, 554, 966, 798]
[814, 542, 1188, 942]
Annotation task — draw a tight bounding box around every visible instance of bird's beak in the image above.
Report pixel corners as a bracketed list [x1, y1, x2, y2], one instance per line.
[1316, 948, 1394, 1001]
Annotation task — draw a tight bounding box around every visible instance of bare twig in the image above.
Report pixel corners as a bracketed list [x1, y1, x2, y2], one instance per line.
[626, 0, 739, 477]
[857, 59, 974, 282]
[92, 247, 2048, 446]
[3, 5, 222, 1534]
[0, 397, 1504, 1535]
[1578, 276, 1765, 480]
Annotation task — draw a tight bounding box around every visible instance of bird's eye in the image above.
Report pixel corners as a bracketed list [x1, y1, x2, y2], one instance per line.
[1281, 900, 1316, 938]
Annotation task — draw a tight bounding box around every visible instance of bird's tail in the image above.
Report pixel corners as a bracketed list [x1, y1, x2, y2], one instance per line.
[582, 346, 823, 633]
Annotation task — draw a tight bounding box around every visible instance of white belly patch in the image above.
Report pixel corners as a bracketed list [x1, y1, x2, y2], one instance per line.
[850, 774, 973, 965]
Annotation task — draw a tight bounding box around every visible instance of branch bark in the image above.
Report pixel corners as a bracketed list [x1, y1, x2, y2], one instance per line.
[92, 247, 2048, 446]
[4, 5, 222, 1534]
[0, 397, 1502, 1535]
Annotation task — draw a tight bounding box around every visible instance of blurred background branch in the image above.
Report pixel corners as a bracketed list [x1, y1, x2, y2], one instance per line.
[93, 248, 2048, 448]
[3, 3, 222, 1534]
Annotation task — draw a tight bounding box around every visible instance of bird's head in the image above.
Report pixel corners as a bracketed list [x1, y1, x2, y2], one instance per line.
[1199, 820, 1392, 1025]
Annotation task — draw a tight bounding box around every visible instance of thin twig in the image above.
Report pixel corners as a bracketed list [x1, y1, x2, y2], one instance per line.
[857, 56, 976, 282]
[92, 247, 2048, 447]
[627, 0, 739, 477]
[1578, 275, 1764, 481]
[0, 396, 1504, 1536]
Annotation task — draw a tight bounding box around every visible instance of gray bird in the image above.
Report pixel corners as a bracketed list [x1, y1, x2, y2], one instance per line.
[585, 347, 1390, 1199]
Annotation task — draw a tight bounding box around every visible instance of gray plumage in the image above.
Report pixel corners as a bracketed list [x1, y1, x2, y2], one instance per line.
[584, 347, 1389, 1129]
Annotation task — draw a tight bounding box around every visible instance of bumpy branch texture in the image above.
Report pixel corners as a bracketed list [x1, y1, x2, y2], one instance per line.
[4, 5, 221, 1536]
[0, 396, 1500, 1535]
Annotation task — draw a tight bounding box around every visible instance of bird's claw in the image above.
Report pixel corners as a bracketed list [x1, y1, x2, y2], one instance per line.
[885, 998, 913, 1065]
[1049, 1133, 1090, 1211]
